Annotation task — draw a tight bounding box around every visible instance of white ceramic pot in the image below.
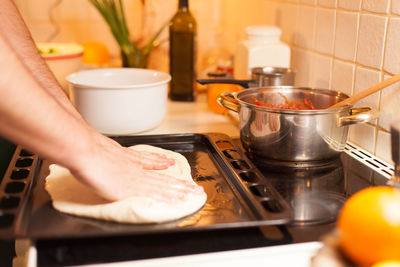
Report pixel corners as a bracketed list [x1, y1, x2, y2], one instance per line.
[67, 68, 171, 135]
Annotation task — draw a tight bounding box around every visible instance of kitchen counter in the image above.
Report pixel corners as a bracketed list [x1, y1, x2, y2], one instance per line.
[79, 242, 322, 267]
[139, 93, 240, 137]
[16, 241, 321, 267]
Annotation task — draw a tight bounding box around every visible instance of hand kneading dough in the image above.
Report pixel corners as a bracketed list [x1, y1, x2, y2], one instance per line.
[45, 145, 207, 224]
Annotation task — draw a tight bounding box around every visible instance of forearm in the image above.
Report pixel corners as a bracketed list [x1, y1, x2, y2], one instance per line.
[0, 0, 82, 120]
[0, 33, 92, 172]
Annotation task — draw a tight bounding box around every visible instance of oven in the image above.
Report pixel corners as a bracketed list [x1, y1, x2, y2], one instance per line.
[0, 133, 392, 266]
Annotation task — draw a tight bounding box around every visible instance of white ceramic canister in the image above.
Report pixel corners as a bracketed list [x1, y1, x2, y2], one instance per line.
[234, 25, 290, 79]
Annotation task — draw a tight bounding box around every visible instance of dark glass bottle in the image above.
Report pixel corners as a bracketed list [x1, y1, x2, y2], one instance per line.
[169, 0, 197, 101]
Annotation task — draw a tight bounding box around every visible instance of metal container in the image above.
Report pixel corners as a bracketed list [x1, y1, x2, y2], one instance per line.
[197, 67, 295, 89]
[218, 87, 378, 163]
[251, 67, 295, 87]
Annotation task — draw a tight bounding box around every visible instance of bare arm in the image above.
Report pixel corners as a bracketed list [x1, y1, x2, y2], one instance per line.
[0, 0, 81, 119]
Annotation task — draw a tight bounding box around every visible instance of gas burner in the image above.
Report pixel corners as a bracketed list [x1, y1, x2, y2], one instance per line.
[289, 191, 346, 226]
[245, 151, 347, 226]
[247, 153, 342, 172]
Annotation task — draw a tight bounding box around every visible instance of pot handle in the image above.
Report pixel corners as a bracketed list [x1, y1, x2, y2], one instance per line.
[196, 79, 252, 88]
[217, 92, 240, 113]
[337, 107, 379, 127]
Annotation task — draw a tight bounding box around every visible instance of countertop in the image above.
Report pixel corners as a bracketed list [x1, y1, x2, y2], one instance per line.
[138, 93, 240, 137]
[14, 94, 321, 267]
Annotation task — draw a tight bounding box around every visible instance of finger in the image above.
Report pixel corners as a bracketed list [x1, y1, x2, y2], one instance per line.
[123, 172, 204, 202]
[138, 151, 175, 165]
[139, 160, 174, 170]
[141, 171, 204, 194]
[114, 180, 204, 203]
[124, 148, 175, 169]
[136, 183, 204, 204]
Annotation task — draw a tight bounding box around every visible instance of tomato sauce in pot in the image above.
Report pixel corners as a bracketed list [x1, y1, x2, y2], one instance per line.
[252, 93, 317, 110]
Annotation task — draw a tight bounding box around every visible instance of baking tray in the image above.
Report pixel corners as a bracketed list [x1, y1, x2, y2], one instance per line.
[0, 133, 292, 240]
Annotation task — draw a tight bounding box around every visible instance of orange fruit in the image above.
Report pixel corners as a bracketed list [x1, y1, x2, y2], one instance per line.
[207, 84, 240, 114]
[337, 186, 400, 266]
[82, 41, 110, 66]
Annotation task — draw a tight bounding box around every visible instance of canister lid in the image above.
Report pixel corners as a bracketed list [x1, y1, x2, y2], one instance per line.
[245, 25, 282, 38]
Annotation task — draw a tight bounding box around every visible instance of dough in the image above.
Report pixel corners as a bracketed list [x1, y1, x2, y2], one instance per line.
[45, 145, 207, 224]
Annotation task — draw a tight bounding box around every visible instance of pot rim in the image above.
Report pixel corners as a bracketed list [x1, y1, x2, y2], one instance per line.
[67, 68, 171, 90]
[251, 66, 296, 77]
[43, 52, 83, 61]
[235, 86, 352, 114]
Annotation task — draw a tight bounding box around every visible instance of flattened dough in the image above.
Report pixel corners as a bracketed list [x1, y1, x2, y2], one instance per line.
[45, 145, 207, 224]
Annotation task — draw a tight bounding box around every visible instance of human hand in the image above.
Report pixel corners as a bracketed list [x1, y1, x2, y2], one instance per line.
[122, 147, 175, 170]
[71, 133, 204, 202]
[95, 133, 175, 170]
[91, 165, 204, 202]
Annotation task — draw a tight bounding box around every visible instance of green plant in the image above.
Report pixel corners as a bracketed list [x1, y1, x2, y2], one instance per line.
[89, 0, 167, 68]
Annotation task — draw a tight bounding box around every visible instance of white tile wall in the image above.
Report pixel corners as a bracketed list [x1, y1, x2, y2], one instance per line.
[294, 5, 316, 49]
[348, 123, 376, 153]
[392, 0, 400, 15]
[311, 53, 332, 88]
[380, 74, 400, 131]
[314, 8, 336, 55]
[356, 14, 387, 69]
[384, 18, 400, 75]
[338, 0, 362, 11]
[318, 0, 337, 8]
[331, 60, 354, 96]
[362, 0, 390, 14]
[334, 11, 359, 62]
[54, 0, 91, 21]
[278, 3, 298, 44]
[20, 0, 53, 22]
[292, 48, 313, 86]
[300, 0, 317, 5]
[376, 130, 393, 163]
[354, 66, 380, 110]
[26, 22, 56, 43]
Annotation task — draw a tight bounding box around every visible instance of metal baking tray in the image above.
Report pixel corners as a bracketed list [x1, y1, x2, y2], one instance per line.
[0, 133, 292, 240]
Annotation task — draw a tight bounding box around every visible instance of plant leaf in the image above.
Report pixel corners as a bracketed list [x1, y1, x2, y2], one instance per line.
[142, 20, 169, 55]
[89, 0, 166, 60]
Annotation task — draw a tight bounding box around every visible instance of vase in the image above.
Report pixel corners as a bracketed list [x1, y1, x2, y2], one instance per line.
[121, 49, 150, 68]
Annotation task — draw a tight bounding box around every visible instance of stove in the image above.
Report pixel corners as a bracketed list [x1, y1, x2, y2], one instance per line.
[0, 134, 393, 266]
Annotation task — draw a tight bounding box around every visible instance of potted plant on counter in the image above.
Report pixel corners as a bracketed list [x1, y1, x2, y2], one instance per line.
[89, 0, 167, 68]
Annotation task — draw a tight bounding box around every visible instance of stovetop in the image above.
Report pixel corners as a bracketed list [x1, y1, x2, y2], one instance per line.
[34, 139, 392, 267]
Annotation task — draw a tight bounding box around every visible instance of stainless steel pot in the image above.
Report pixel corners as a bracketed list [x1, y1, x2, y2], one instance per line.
[218, 87, 379, 163]
[251, 67, 295, 87]
[197, 67, 295, 89]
